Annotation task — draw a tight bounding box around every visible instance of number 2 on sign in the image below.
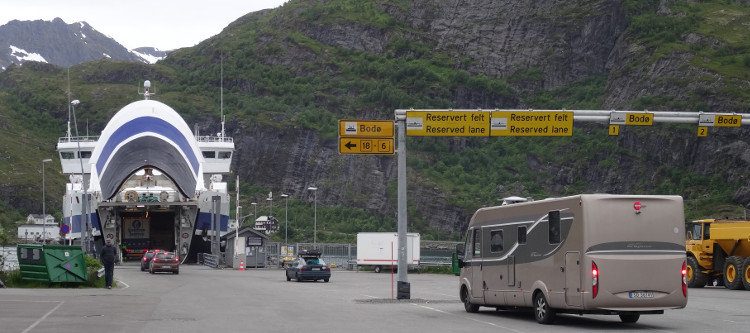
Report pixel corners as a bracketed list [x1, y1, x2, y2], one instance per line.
[697, 127, 707, 137]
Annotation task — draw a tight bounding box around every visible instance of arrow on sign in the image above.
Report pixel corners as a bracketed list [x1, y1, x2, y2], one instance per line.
[345, 141, 357, 150]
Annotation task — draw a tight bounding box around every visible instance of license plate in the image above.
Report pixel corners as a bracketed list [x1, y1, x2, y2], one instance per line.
[161, 266, 171, 269]
[629, 291, 654, 298]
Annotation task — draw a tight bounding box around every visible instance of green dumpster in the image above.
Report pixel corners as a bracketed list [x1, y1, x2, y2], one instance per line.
[17, 244, 88, 283]
[452, 252, 460, 276]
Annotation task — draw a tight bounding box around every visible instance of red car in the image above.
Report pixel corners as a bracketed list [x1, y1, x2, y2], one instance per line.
[140, 249, 162, 271]
[149, 251, 180, 274]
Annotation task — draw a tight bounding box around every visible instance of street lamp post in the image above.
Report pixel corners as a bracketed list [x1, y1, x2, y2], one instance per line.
[42, 158, 52, 244]
[307, 187, 317, 245]
[281, 194, 289, 254]
[267, 196, 273, 217]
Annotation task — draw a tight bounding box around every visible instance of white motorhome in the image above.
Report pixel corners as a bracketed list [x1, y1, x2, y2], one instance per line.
[357, 232, 420, 273]
[456, 194, 687, 324]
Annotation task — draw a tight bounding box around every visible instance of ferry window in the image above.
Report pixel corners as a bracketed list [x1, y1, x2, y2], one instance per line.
[548, 211, 561, 244]
[203, 151, 216, 158]
[78, 151, 92, 158]
[472, 229, 481, 257]
[218, 151, 232, 159]
[490, 230, 504, 252]
[518, 226, 527, 244]
[61, 152, 75, 159]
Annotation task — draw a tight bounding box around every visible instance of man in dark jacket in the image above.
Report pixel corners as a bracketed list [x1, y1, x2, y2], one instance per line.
[100, 239, 117, 289]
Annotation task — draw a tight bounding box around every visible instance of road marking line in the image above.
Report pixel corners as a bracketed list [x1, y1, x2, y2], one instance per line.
[411, 304, 525, 332]
[413, 304, 449, 314]
[116, 279, 130, 289]
[464, 316, 525, 333]
[21, 300, 64, 333]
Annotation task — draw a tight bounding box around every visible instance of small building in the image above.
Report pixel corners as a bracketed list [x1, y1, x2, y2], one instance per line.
[27, 214, 55, 225]
[252, 215, 279, 235]
[17, 224, 60, 243]
[222, 226, 270, 268]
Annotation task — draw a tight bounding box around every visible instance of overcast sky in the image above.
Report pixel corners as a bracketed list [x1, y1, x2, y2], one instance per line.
[1, 0, 289, 50]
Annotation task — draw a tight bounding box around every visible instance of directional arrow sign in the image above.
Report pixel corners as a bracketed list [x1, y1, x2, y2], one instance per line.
[339, 137, 394, 155]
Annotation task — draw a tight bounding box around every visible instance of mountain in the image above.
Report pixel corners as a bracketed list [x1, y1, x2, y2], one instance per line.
[2, 0, 750, 243]
[0, 18, 167, 70]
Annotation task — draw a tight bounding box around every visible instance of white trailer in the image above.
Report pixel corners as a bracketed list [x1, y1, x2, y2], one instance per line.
[356, 232, 420, 273]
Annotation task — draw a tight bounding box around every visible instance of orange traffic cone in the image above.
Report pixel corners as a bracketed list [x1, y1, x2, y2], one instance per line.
[239, 260, 245, 271]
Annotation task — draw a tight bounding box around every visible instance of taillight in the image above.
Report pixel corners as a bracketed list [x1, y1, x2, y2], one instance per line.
[142, 256, 147, 262]
[301, 266, 307, 271]
[592, 261, 599, 299]
[126, 249, 131, 252]
[173, 258, 179, 262]
[681, 261, 688, 297]
[324, 267, 330, 271]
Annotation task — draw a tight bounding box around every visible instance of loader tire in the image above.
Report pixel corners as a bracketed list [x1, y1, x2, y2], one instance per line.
[723, 256, 744, 290]
[742, 257, 750, 291]
[686, 257, 708, 288]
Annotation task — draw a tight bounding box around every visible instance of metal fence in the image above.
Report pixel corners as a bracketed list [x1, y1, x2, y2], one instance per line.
[263, 241, 460, 270]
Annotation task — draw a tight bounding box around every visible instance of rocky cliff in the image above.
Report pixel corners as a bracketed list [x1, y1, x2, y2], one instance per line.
[218, 0, 750, 236]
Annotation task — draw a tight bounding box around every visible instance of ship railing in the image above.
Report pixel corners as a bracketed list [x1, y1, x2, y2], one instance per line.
[195, 136, 234, 143]
[58, 136, 100, 143]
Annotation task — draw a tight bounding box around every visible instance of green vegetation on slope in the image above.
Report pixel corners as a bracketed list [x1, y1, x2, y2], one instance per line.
[2, 0, 749, 244]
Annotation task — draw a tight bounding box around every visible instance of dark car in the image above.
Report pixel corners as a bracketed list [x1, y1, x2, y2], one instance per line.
[140, 249, 163, 271]
[149, 251, 180, 274]
[285, 250, 330, 282]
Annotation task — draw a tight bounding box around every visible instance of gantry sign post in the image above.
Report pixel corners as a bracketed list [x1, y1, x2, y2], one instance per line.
[391, 108, 749, 299]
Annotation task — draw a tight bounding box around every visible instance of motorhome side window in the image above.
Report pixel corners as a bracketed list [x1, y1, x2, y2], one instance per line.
[548, 210, 561, 244]
[463, 230, 472, 257]
[472, 229, 481, 257]
[518, 226, 527, 244]
[490, 230, 504, 252]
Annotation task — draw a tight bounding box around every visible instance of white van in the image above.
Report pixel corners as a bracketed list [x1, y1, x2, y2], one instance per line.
[456, 194, 688, 324]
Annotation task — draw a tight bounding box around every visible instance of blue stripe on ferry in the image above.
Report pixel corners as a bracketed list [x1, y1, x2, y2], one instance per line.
[95, 117, 199, 177]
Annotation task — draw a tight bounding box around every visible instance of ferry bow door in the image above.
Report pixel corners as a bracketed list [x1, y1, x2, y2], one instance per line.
[565, 252, 582, 306]
[470, 228, 484, 301]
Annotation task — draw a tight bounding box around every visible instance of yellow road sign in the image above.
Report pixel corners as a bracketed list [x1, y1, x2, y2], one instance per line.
[339, 120, 394, 137]
[339, 137, 394, 155]
[699, 114, 741, 127]
[406, 111, 489, 136]
[490, 111, 573, 136]
[610, 112, 654, 126]
[609, 125, 620, 136]
[715, 115, 741, 127]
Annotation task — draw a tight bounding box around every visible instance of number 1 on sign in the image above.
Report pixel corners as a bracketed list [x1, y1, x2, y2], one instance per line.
[609, 125, 619, 136]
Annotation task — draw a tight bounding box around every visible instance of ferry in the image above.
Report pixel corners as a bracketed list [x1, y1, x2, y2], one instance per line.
[57, 81, 234, 262]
